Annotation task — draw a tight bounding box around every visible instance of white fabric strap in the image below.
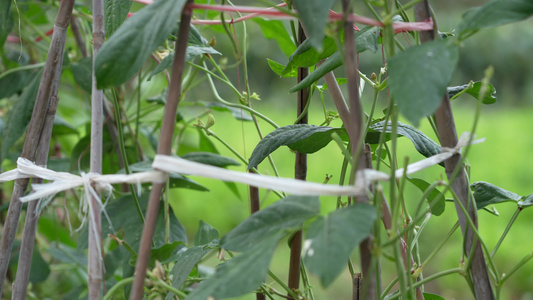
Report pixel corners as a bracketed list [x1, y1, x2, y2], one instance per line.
[0, 132, 483, 201]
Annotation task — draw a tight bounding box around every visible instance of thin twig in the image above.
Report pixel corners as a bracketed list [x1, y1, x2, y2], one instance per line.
[12, 53, 64, 298]
[128, 1, 194, 299]
[88, 0, 105, 297]
[414, 1, 494, 299]
[0, 0, 75, 293]
[287, 23, 309, 300]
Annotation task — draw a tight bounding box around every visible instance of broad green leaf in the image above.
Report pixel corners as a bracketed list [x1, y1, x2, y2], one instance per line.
[170, 246, 207, 292]
[304, 203, 376, 287]
[471, 181, 521, 210]
[368, 121, 441, 159]
[52, 115, 78, 136]
[289, 26, 380, 92]
[388, 39, 459, 126]
[292, 0, 335, 51]
[407, 178, 445, 216]
[0, 0, 13, 47]
[222, 195, 320, 251]
[194, 220, 220, 246]
[1, 70, 42, 163]
[458, 0, 533, 40]
[187, 233, 281, 300]
[71, 56, 93, 93]
[253, 18, 296, 57]
[182, 152, 240, 168]
[0, 69, 32, 100]
[288, 128, 348, 153]
[267, 58, 298, 78]
[37, 217, 76, 248]
[104, 0, 132, 38]
[448, 82, 497, 104]
[282, 36, 338, 74]
[248, 124, 346, 169]
[95, 0, 186, 88]
[28, 246, 50, 283]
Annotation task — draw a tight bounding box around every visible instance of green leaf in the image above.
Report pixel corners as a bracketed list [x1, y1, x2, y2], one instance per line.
[95, 0, 186, 88]
[28, 246, 51, 283]
[52, 115, 78, 136]
[448, 82, 497, 104]
[288, 128, 348, 153]
[194, 220, 220, 246]
[182, 152, 239, 168]
[407, 178, 445, 216]
[71, 56, 93, 93]
[248, 124, 346, 169]
[104, 0, 132, 38]
[289, 26, 380, 92]
[131, 241, 183, 268]
[0, 69, 32, 100]
[304, 203, 376, 287]
[0, 0, 13, 48]
[292, 0, 335, 51]
[267, 58, 298, 78]
[282, 36, 338, 74]
[388, 40, 459, 126]
[1, 70, 42, 163]
[187, 233, 281, 300]
[169, 246, 207, 292]
[222, 195, 320, 251]
[253, 18, 296, 57]
[458, 0, 533, 39]
[471, 181, 522, 210]
[368, 121, 441, 159]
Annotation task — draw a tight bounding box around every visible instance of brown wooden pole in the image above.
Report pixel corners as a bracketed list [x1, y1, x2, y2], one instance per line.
[129, 2, 194, 299]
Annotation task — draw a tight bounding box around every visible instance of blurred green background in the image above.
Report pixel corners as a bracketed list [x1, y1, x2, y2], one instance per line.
[167, 1, 533, 299]
[2, 0, 532, 299]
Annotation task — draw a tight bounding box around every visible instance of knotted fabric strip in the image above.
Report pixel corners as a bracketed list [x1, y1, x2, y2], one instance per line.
[0, 132, 483, 202]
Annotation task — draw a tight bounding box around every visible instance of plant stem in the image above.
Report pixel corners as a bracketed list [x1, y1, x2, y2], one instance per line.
[492, 208, 520, 257]
[415, 2, 494, 299]
[268, 270, 299, 300]
[88, 0, 105, 297]
[288, 23, 308, 300]
[129, 2, 193, 299]
[0, 0, 75, 293]
[12, 52, 64, 299]
[111, 89, 145, 223]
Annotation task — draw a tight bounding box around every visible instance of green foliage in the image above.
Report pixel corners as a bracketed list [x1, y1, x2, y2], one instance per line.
[291, 0, 336, 51]
[95, 0, 187, 88]
[222, 195, 320, 251]
[448, 81, 497, 104]
[458, 0, 533, 39]
[104, 0, 132, 38]
[304, 203, 376, 287]
[1, 70, 42, 163]
[388, 39, 459, 126]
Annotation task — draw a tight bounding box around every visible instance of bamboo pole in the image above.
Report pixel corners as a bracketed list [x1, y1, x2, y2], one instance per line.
[11, 59, 64, 300]
[414, 1, 494, 299]
[342, 1, 378, 298]
[287, 24, 309, 300]
[129, 2, 194, 299]
[88, 0, 105, 297]
[0, 0, 75, 293]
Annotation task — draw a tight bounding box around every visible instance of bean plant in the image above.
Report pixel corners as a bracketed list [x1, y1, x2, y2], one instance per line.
[0, 0, 532, 299]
